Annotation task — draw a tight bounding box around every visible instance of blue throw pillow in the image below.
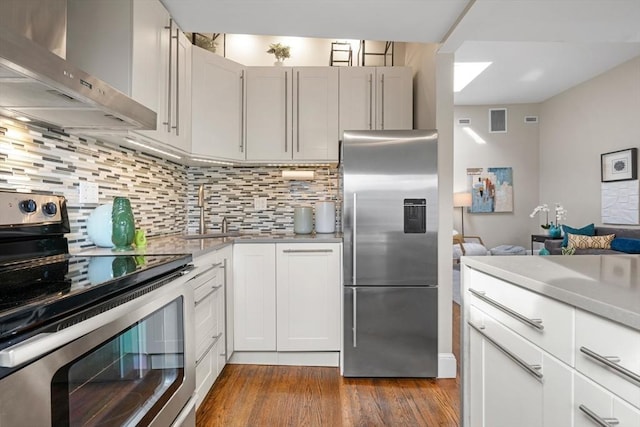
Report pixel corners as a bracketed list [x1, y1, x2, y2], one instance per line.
[562, 223, 595, 247]
[611, 237, 640, 254]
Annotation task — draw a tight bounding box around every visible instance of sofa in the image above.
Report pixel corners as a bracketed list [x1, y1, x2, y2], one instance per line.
[545, 226, 640, 255]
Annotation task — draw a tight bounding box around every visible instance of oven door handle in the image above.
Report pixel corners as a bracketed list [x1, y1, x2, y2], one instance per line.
[0, 272, 185, 368]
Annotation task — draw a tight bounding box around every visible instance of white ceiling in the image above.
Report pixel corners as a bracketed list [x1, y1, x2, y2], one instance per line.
[161, 0, 640, 105]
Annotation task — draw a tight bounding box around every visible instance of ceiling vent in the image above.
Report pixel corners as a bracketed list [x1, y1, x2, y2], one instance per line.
[457, 118, 471, 125]
[524, 116, 539, 124]
[489, 108, 507, 133]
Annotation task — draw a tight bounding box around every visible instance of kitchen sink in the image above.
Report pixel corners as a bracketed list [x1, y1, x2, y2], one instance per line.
[182, 232, 242, 239]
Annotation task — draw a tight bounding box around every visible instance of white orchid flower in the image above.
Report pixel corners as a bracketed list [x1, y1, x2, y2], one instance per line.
[529, 204, 549, 218]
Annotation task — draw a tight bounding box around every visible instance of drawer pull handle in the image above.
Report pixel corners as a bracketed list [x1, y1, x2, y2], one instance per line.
[196, 333, 223, 366]
[469, 288, 544, 331]
[578, 404, 620, 426]
[580, 346, 640, 385]
[194, 285, 223, 306]
[190, 262, 223, 282]
[469, 321, 543, 381]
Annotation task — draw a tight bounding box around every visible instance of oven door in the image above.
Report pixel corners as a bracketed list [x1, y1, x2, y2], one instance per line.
[0, 270, 195, 426]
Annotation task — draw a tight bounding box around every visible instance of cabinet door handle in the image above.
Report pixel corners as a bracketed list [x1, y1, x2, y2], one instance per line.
[194, 285, 223, 306]
[296, 70, 300, 153]
[172, 28, 180, 135]
[196, 333, 223, 366]
[368, 73, 373, 130]
[163, 19, 173, 132]
[284, 71, 288, 153]
[469, 321, 543, 381]
[282, 249, 333, 254]
[380, 73, 384, 130]
[240, 70, 245, 153]
[469, 288, 544, 331]
[580, 346, 640, 385]
[352, 288, 357, 348]
[578, 404, 620, 426]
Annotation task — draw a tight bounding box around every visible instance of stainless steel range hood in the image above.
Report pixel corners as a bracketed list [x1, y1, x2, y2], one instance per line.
[0, 0, 156, 131]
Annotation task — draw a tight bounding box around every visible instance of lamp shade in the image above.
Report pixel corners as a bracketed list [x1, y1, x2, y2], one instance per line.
[453, 192, 472, 207]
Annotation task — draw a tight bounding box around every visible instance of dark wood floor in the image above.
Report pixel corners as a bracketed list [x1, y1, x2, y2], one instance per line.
[196, 303, 461, 426]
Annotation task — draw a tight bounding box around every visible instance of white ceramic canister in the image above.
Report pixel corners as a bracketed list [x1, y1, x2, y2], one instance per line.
[294, 206, 314, 234]
[315, 201, 336, 233]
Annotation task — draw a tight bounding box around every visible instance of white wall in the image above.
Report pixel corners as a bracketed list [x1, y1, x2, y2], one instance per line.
[221, 34, 403, 67]
[405, 43, 438, 129]
[406, 42, 456, 374]
[539, 56, 640, 229]
[454, 104, 541, 249]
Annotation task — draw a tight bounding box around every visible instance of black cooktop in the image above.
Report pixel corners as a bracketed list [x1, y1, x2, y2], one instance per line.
[0, 253, 191, 344]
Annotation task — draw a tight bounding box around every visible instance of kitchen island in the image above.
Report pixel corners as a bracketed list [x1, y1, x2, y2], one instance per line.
[461, 255, 640, 426]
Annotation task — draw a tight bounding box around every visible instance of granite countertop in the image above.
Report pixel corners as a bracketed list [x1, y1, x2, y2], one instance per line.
[74, 232, 343, 258]
[461, 255, 640, 331]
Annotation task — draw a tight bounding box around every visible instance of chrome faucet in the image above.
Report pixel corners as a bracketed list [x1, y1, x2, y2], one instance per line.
[221, 216, 228, 233]
[197, 184, 206, 234]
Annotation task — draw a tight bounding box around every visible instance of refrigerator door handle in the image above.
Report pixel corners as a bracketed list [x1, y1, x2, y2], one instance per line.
[353, 288, 357, 347]
[353, 192, 357, 285]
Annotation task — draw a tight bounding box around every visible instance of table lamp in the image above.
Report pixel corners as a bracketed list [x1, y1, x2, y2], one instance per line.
[453, 192, 472, 236]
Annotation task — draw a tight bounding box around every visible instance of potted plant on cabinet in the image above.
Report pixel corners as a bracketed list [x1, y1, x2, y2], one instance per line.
[267, 43, 290, 65]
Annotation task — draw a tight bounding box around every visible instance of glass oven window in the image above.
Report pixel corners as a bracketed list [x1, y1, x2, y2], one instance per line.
[51, 297, 185, 426]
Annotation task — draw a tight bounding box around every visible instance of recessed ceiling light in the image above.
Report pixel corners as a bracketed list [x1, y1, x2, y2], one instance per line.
[454, 62, 492, 92]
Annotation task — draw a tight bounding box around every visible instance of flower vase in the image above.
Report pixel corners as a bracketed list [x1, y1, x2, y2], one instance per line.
[111, 197, 135, 251]
[548, 224, 562, 238]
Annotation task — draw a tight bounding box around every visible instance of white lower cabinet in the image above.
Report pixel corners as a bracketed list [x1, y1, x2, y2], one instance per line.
[468, 305, 572, 427]
[574, 372, 640, 427]
[463, 266, 640, 427]
[190, 246, 233, 409]
[233, 242, 341, 364]
[276, 243, 341, 351]
[233, 243, 277, 351]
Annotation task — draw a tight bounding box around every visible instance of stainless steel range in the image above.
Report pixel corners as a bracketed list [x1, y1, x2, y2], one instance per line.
[0, 191, 196, 426]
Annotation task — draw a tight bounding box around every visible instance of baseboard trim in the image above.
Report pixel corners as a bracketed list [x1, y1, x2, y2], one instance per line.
[229, 351, 339, 367]
[229, 352, 455, 376]
[438, 353, 457, 378]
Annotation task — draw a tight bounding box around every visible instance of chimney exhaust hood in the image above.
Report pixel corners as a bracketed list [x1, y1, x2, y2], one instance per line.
[0, 1, 156, 132]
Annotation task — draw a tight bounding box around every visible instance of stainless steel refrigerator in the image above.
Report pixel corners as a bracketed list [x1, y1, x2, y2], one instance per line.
[342, 129, 438, 377]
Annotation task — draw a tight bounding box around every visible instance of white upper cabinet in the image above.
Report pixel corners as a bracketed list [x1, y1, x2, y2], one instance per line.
[192, 48, 245, 161]
[245, 67, 339, 163]
[67, 0, 190, 153]
[293, 68, 340, 161]
[339, 66, 413, 137]
[169, 29, 192, 153]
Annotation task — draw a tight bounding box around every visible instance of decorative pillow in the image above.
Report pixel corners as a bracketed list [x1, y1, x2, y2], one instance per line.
[567, 233, 615, 250]
[610, 237, 640, 254]
[562, 223, 595, 247]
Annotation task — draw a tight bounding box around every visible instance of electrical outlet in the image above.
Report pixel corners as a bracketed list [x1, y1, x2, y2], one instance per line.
[79, 182, 99, 204]
[253, 197, 267, 210]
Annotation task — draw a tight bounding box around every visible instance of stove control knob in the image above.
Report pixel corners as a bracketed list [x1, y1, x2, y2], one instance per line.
[43, 202, 58, 216]
[19, 199, 37, 213]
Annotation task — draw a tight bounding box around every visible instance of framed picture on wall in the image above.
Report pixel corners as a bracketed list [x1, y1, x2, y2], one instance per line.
[601, 148, 638, 182]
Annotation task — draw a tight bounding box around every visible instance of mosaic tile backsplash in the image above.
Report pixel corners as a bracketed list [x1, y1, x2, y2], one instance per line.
[1, 120, 341, 251]
[187, 167, 341, 234]
[0, 121, 188, 251]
